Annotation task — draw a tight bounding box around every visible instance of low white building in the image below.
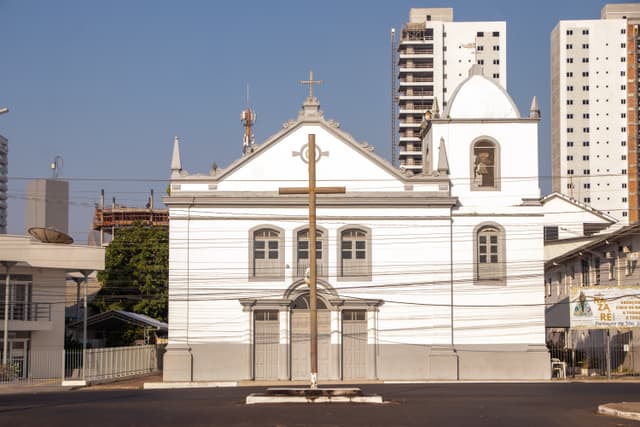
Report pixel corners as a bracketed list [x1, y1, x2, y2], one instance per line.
[163, 68, 549, 382]
[545, 223, 640, 375]
[541, 192, 618, 261]
[0, 234, 104, 379]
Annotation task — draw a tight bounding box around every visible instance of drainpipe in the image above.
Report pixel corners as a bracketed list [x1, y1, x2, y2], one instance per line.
[450, 207, 454, 350]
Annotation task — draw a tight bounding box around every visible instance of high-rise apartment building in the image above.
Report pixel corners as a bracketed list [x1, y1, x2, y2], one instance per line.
[0, 134, 7, 234]
[395, 8, 506, 172]
[551, 3, 640, 224]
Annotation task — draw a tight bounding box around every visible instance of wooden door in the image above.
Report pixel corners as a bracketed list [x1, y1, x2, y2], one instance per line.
[254, 311, 279, 380]
[342, 310, 367, 379]
[291, 310, 330, 380]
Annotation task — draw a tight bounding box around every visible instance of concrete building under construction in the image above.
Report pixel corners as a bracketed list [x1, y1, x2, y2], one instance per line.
[91, 189, 168, 246]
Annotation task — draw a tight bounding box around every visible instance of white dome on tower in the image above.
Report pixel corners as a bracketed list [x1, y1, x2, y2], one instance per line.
[444, 66, 520, 119]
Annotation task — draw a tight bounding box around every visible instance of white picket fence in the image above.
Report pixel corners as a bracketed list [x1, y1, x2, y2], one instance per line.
[0, 345, 163, 385]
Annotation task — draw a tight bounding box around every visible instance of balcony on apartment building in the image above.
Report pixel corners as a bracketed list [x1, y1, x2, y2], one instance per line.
[399, 75, 434, 86]
[399, 101, 432, 114]
[399, 46, 435, 58]
[399, 60, 434, 73]
[399, 129, 422, 140]
[399, 155, 424, 169]
[0, 302, 53, 331]
[398, 142, 422, 156]
[399, 88, 435, 99]
[400, 25, 434, 42]
[399, 114, 426, 128]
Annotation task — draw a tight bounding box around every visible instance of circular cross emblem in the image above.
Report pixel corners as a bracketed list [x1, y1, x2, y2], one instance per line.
[300, 143, 323, 164]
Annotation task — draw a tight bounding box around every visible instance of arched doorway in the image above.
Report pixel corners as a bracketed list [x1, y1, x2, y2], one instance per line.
[244, 282, 383, 381]
[290, 293, 331, 380]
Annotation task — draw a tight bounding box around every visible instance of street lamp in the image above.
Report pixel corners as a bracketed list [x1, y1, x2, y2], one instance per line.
[0, 108, 8, 116]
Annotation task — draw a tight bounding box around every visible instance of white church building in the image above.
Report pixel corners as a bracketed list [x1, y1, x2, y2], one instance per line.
[162, 67, 550, 382]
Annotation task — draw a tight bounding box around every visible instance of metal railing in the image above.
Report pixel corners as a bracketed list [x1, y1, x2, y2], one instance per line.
[296, 260, 326, 278]
[0, 302, 51, 322]
[547, 327, 639, 378]
[0, 350, 62, 384]
[0, 345, 164, 385]
[400, 77, 434, 83]
[65, 345, 163, 382]
[400, 91, 434, 97]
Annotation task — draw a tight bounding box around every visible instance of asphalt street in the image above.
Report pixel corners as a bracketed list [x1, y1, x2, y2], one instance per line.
[0, 383, 638, 426]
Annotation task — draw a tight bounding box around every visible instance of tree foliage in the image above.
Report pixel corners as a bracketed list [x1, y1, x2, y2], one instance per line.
[94, 222, 169, 322]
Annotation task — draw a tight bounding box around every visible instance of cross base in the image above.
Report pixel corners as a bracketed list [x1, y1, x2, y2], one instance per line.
[245, 387, 384, 404]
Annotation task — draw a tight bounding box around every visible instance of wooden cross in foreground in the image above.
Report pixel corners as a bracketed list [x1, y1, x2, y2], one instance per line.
[279, 134, 345, 388]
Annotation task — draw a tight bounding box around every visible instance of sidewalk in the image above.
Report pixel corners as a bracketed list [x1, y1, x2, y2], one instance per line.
[598, 402, 640, 421]
[0, 373, 162, 394]
[0, 379, 76, 395]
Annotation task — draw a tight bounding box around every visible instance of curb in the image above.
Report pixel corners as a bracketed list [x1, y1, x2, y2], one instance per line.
[598, 404, 640, 421]
[246, 394, 384, 404]
[143, 381, 237, 390]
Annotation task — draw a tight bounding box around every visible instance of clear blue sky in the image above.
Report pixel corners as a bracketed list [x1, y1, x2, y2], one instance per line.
[0, 0, 631, 242]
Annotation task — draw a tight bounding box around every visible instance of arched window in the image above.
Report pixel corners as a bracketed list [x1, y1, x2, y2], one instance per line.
[471, 139, 499, 190]
[295, 228, 327, 278]
[475, 224, 506, 284]
[251, 227, 284, 279]
[339, 228, 371, 279]
[291, 293, 328, 310]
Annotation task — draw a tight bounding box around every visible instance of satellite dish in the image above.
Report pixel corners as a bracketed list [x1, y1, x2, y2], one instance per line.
[28, 227, 74, 244]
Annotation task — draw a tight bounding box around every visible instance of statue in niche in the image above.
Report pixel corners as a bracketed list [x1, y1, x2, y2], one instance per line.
[473, 141, 495, 187]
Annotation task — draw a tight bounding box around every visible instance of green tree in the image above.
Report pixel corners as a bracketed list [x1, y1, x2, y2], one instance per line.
[94, 222, 169, 322]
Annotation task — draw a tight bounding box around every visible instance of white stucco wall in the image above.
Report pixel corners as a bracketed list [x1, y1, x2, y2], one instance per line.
[432, 121, 540, 204]
[542, 195, 615, 240]
[167, 205, 456, 346]
[450, 215, 545, 345]
[166, 86, 548, 370]
[212, 125, 404, 193]
[29, 269, 66, 352]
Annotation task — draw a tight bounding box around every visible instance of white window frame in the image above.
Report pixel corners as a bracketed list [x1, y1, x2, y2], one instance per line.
[338, 226, 372, 281]
[249, 226, 285, 281]
[474, 223, 506, 285]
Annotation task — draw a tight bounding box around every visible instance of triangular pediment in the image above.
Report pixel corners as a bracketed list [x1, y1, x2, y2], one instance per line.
[213, 121, 408, 192]
[168, 98, 453, 201]
[541, 192, 617, 225]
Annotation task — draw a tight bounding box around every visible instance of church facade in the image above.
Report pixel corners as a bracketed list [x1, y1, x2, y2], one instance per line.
[163, 68, 550, 382]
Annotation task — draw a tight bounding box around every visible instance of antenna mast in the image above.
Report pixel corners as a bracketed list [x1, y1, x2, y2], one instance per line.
[50, 156, 63, 179]
[241, 83, 256, 155]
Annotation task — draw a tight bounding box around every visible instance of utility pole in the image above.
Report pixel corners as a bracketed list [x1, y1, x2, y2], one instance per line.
[279, 134, 345, 388]
[77, 270, 92, 383]
[2, 261, 16, 367]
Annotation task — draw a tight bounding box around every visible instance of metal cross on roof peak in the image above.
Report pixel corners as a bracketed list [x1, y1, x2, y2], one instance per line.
[300, 70, 323, 98]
